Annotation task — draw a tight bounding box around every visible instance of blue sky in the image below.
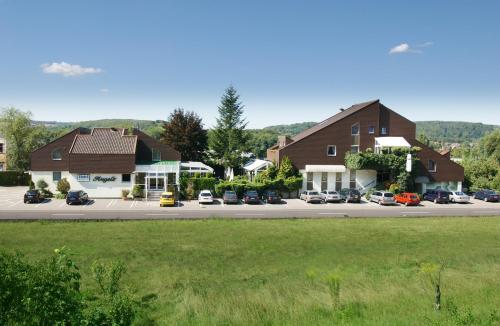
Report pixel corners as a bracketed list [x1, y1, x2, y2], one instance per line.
[1, 0, 499, 128]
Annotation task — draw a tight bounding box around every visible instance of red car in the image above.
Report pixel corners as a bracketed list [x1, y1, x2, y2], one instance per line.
[394, 192, 420, 206]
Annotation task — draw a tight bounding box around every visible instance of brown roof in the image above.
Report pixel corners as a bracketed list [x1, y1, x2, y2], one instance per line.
[288, 99, 379, 145]
[70, 128, 137, 154]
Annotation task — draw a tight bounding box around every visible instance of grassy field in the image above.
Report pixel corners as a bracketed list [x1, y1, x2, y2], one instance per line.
[1, 217, 499, 325]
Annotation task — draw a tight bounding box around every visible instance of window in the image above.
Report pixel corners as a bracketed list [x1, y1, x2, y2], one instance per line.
[53, 171, 61, 182]
[335, 172, 342, 191]
[152, 148, 161, 161]
[0, 143, 3, 153]
[77, 174, 90, 182]
[122, 174, 131, 182]
[381, 127, 388, 135]
[306, 172, 313, 190]
[51, 149, 62, 161]
[321, 172, 328, 191]
[351, 123, 360, 153]
[327, 145, 336, 156]
[428, 160, 437, 172]
[368, 126, 375, 134]
[349, 170, 356, 189]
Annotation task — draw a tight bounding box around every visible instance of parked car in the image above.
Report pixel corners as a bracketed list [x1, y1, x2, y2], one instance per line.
[449, 191, 470, 203]
[24, 189, 44, 204]
[473, 189, 500, 202]
[423, 190, 450, 204]
[370, 191, 396, 205]
[320, 190, 341, 203]
[66, 190, 89, 205]
[223, 190, 239, 204]
[243, 190, 260, 204]
[339, 189, 361, 203]
[300, 190, 322, 203]
[198, 190, 214, 204]
[159, 191, 175, 207]
[262, 190, 281, 204]
[394, 192, 420, 206]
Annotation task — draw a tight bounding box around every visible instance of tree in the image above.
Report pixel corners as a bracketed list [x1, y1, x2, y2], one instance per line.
[208, 86, 249, 176]
[57, 178, 71, 194]
[161, 108, 208, 161]
[277, 156, 296, 179]
[0, 108, 48, 171]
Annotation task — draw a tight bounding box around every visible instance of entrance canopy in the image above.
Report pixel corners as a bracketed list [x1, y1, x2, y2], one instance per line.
[375, 137, 411, 148]
[305, 165, 346, 173]
[135, 160, 180, 173]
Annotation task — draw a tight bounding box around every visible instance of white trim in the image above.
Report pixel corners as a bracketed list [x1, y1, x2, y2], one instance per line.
[326, 145, 336, 157]
[305, 165, 346, 173]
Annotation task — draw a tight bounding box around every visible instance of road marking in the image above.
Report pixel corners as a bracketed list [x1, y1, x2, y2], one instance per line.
[8, 200, 22, 207]
[317, 212, 348, 215]
[51, 213, 85, 216]
[130, 200, 136, 208]
[106, 199, 116, 208]
[145, 213, 179, 216]
[403, 211, 430, 214]
[234, 213, 264, 216]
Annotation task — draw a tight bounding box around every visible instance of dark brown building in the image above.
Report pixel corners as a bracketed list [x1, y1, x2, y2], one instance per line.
[267, 100, 464, 193]
[30, 128, 181, 198]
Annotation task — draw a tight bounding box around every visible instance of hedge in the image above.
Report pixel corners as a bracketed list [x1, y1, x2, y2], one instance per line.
[0, 171, 31, 186]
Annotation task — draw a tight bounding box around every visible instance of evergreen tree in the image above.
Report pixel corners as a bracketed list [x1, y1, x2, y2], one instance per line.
[161, 108, 207, 161]
[277, 156, 296, 179]
[209, 86, 249, 173]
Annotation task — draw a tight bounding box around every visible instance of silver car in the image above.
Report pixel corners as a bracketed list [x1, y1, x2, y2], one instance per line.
[300, 190, 322, 203]
[449, 191, 470, 203]
[320, 190, 341, 203]
[370, 191, 396, 205]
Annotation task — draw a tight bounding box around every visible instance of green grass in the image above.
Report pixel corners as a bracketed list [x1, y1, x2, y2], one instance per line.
[1, 217, 499, 325]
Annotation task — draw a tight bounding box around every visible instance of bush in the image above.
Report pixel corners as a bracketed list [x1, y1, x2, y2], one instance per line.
[132, 185, 143, 198]
[180, 175, 218, 199]
[388, 183, 400, 194]
[41, 189, 53, 198]
[36, 179, 48, 190]
[0, 171, 31, 186]
[56, 178, 70, 194]
[121, 189, 130, 199]
[54, 193, 66, 199]
[365, 188, 375, 200]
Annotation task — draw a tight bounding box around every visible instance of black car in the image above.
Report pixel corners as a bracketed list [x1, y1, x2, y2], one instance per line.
[339, 188, 361, 203]
[423, 190, 450, 204]
[474, 189, 500, 202]
[262, 190, 281, 204]
[24, 189, 44, 204]
[66, 190, 89, 205]
[243, 190, 260, 204]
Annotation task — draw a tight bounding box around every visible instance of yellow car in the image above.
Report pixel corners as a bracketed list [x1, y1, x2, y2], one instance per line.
[159, 192, 175, 207]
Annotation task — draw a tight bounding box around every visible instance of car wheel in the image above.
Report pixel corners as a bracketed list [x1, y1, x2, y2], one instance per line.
[434, 199, 438, 204]
[484, 197, 488, 202]
[25, 200, 30, 204]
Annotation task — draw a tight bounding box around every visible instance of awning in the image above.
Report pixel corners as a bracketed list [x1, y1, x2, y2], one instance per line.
[375, 137, 411, 147]
[244, 159, 272, 172]
[305, 165, 346, 173]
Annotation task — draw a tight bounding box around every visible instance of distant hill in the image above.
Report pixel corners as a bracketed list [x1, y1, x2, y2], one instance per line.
[415, 121, 499, 143]
[261, 122, 317, 136]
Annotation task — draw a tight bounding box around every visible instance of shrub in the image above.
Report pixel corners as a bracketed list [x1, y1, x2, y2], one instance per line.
[388, 183, 400, 194]
[365, 188, 375, 200]
[41, 189, 53, 198]
[132, 185, 143, 198]
[56, 178, 70, 194]
[36, 179, 48, 190]
[121, 189, 130, 199]
[54, 193, 66, 199]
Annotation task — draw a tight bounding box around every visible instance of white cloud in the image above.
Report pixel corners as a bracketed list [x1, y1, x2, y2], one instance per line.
[99, 88, 110, 93]
[389, 42, 433, 54]
[41, 61, 102, 76]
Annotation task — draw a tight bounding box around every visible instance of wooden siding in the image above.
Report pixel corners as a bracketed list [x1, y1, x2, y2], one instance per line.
[69, 154, 136, 173]
[134, 129, 181, 163]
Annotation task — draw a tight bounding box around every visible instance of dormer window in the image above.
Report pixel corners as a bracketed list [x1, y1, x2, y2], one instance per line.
[51, 149, 62, 161]
[152, 148, 161, 162]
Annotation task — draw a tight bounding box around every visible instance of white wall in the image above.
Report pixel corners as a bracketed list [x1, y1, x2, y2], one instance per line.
[299, 169, 377, 192]
[31, 171, 135, 198]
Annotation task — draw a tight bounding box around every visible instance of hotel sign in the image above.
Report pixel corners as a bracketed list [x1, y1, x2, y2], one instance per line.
[93, 176, 117, 183]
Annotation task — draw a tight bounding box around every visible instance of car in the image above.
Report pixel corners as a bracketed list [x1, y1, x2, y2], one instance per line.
[423, 190, 450, 204]
[262, 190, 281, 204]
[243, 190, 260, 204]
[394, 192, 420, 206]
[66, 190, 89, 205]
[223, 190, 239, 204]
[159, 191, 175, 207]
[473, 189, 500, 202]
[198, 190, 214, 204]
[339, 188, 361, 203]
[449, 191, 470, 203]
[320, 190, 341, 203]
[300, 190, 322, 203]
[24, 189, 44, 204]
[370, 191, 396, 205]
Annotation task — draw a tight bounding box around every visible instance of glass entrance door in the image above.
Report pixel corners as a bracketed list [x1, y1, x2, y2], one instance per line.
[147, 177, 166, 190]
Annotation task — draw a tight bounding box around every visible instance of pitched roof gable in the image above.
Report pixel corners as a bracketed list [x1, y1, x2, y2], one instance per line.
[70, 128, 137, 154]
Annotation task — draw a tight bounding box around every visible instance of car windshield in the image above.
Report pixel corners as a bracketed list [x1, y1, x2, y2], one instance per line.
[309, 191, 319, 195]
[384, 193, 394, 197]
[485, 190, 496, 195]
[225, 191, 236, 196]
[455, 191, 465, 195]
[267, 191, 277, 196]
[68, 191, 79, 196]
[438, 192, 449, 197]
[200, 192, 211, 196]
[161, 194, 173, 199]
[410, 195, 418, 199]
[246, 191, 258, 196]
[26, 190, 38, 195]
[328, 191, 338, 195]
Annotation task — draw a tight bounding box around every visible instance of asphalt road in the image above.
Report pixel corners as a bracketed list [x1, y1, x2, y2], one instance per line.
[0, 206, 499, 220]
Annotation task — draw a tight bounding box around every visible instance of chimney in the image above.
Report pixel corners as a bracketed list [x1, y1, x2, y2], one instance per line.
[278, 135, 293, 148]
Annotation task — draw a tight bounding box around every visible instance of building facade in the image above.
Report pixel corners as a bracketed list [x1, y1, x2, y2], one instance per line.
[30, 128, 181, 198]
[267, 100, 464, 193]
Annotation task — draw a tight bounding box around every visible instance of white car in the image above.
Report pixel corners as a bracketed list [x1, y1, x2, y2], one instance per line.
[449, 191, 470, 203]
[320, 190, 341, 203]
[198, 190, 214, 204]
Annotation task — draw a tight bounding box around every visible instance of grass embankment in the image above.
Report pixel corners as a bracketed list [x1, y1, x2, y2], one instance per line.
[1, 217, 499, 325]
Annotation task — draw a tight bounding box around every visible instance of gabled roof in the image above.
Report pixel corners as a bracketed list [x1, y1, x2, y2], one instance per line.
[70, 128, 137, 154]
[289, 99, 379, 145]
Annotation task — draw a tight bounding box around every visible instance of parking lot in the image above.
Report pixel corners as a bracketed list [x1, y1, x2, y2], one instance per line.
[1, 186, 499, 220]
